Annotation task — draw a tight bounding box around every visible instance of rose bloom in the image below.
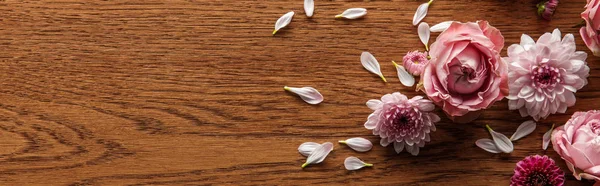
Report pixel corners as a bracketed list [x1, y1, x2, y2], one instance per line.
[580, 0, 600, 56]
[421, 21, 508, 123]
[552, 110, 600, 182]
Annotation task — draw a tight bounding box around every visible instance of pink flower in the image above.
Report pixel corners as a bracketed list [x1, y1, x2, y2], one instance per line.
[511, 155, 565, 186]
[552, 110, 600, 182]
[364, 92, 440, 156]
[506, 29, 589, 121]
[580, 0, 600, 56]
[402, 50, 429, 76]
[421, 21, 508, 123]
[537, 0, 559, 21]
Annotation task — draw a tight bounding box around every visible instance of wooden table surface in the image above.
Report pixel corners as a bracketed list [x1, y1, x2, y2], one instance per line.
[0, 0, 598, 185]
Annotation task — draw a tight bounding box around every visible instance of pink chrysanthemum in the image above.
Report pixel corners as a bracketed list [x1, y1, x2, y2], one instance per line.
[506, 28, 589, 121]
[364, 92, 440, 156]
[402, 50, 429, 76]
[537, 0, 559, 21]
[511, 155, 565, 186]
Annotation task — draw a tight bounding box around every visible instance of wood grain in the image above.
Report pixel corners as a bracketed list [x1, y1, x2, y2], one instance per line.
[0, 0, 597, 185]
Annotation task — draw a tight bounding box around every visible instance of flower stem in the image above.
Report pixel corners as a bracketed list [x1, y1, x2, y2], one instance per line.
[273, 29, 278, 35]
[283, 86, 291, 91]
[379, 75, 387, 83]
[428, 0, 434, 5]
[391, 61, 399, 67]
[485, 124, 493, 132]
[338, 140, 346, 144]
[301, 163, 309, 168]
[335, 14, 343, 18]
[364, 163, 373, 167]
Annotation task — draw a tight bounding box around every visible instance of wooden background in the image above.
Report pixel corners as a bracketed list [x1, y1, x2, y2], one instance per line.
[0, 0, 597, 185]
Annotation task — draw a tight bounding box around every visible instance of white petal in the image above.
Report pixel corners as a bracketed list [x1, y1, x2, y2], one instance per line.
[543, 124, 554, 150]
[412, 0, 432, 25]
[366, 99, 382, 110]
[302, 142, 333, 168]
[284, 86, 323, 105]
[551, 28, 562, 42]
[430, 21, 453, 32]
[486, 125, 514, 153]
[273, 11, 294, 35]
[344, 156, 372, 170]
[394, 142, 404, 153]
[361, 52, 386, 82]
[510, 120, 536, 141]
[418, 22, 430, 51]
[304, 0, 314, 17]
[520, 34, 535, 50]
[393, 62, 415, 87]
[335, 8, 367, 19]
[475, 138, 501, 153]
[340, 137, 373, 152]
[298, 142, 321, 156]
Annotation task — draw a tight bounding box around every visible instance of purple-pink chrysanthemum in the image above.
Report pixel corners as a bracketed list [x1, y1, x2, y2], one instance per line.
[402, 50, 429, 76]
[506, 28, 589, 121]
[364, 92, 440, 156]
[537, 0, 559, 21]
[511, 155, 565, 186]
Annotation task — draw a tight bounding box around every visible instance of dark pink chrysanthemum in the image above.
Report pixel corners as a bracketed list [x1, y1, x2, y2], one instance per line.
[537, 0, 559, 20]
[511, 155, 565, 186]
[402, 50, 429, 76]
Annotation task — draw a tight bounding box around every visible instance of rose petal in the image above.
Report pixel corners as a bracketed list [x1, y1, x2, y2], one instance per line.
[335, 8, 367, 19]
[486, 125, 514, 153]
[542, 124, 554, 150]
[393, 61, 415, 87]
[304, 0, 314, 17]
[340, 137, 373, 152]
[284, 86, 323, 104]
[412, 0, 432, 25]
[476, 138, 501, 153]
[302, 142, 333, 168]
[273, 11, 294, 35]
[361, 52, 387, 82]
[418, 22, 431, 51]
[298, 142, 321, 156]
[344, 156, 373, 170]
[510, 120, 536, 141]
[430, 21, 453, 32]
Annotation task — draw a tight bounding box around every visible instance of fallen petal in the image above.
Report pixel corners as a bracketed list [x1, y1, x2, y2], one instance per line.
[486, 125, 514, 153]
[298, 142, 321, 156]
[510, 120, 536, 141]
[393, 61, 415, 87]
[339, 137, 373, 152]
[274, 11, 295, 35]
[335, 8, 367, 19]
[284, 86, 324, 105]
[430, 21, 453, 32]
[418, 22, 430, 51]
[361, 52, 387, 82]
[475, 138, 501, 153]
[412, 0, 433, 25]
[304, 0, 314, 17]
[344, 156, 373, 170]
[543, 124, 555, 150]
[302, 142, 333, 168]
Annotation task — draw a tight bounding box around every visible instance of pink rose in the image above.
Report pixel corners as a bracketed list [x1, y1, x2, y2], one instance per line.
[580, 0, 600, 56]
[421, 21, 508, 122]
[552, 110, 600, 182]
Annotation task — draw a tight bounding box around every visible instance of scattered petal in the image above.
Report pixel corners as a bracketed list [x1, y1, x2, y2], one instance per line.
[486, 125, 514, 153]
[304, 0, 314, 17]
[302, 142, 333, 168]
[284, 86, 324, 105]
[344, 156, 373, 170]
[392, 61, 415, 87]
[412, 0, 433, 25]
[298, 142, 320, 156]
[476, 138, 501, 153]
[361, 52, 387, 82]
[335, 8, 367, 19]
[418, 22, 431, 51]
[543, 124, 555, 150]
[273, 11, 294, 35]
[510, 120, 537, 141]
[430, 21, 453, 32]
[339, 137, 373, 152]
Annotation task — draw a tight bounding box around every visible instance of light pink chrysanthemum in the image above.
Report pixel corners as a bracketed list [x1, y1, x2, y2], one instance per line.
[364, 92, 440, 156]
[506, 28, 589, 121]
[402, 50, 429, 76]
[511, 155, 565, 186]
